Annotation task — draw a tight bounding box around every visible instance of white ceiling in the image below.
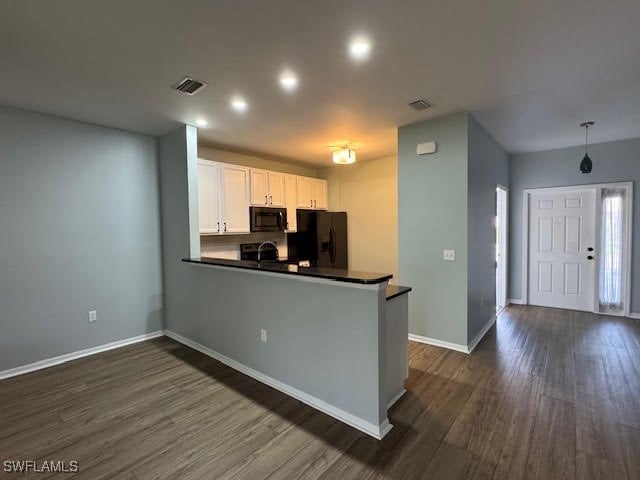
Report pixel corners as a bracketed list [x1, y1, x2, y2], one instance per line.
[2, 0, 639, 165]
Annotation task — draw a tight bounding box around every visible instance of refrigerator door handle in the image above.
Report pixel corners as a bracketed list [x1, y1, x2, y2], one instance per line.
[329, 226, 336, 264]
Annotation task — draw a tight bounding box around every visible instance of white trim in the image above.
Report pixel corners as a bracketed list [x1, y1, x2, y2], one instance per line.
[522, 182, 633, 316]
[408, 334, 469, 354]
[387, 388, 407, 409]
[508, 298, 524, 305]
[467, 314, 497, 353]
[408, 313, 497, 355]
[496, 185, 509, 310]
[164, 329, 392, 440]
[627, 313, 640, 320]
[0, 331, 165, 380]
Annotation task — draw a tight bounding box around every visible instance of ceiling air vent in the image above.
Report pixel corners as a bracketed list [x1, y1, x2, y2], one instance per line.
[408, 99, 432, 111]
[171, 76, 208, 95]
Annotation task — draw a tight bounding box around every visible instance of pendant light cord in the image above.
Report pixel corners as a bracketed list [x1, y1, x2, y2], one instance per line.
[585, 124, 589, 154]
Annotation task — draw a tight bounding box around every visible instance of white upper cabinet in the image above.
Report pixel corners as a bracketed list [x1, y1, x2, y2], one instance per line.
[250, 169, 285, 207]
[197, 159, 222, 234]
[220, 165, 250, 233]
[296, 176, 327, 210]
[250, 169, 269, 206]
[284, 174, 298, 232]
[312, 178, 328, 210]
[296, 176, 313, 209]
[268, 171, 285, 207]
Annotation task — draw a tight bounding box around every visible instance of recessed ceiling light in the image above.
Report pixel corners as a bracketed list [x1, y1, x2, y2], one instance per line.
[348, 36, 371, 61]
[279, 70, 299, 92]
[230, 96, 248, 113]
[195, 118, 208, 127]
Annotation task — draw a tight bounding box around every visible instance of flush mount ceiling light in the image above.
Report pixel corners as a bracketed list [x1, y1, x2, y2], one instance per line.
[195, 118, 208, 127]
[332, 147, 357, 165]
[230, 96, 248, 113]
[580, 121, 595, 174]
[279, 69, 299, 92]
[348, 36, 371, 61]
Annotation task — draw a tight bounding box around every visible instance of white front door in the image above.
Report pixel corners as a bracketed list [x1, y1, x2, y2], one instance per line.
[528, 188, 596, 311]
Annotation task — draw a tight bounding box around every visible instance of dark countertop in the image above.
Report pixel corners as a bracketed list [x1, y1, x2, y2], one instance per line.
[385, 285, 412, 301]
[183, 257, 394, 285]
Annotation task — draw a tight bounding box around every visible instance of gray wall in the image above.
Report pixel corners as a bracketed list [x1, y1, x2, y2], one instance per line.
[0, 105, 163, 371]
[467, 115, 509, 343]
[509, 138, 640, 312]
[159, 127, 388, 430]
[398, 112, 469, 345]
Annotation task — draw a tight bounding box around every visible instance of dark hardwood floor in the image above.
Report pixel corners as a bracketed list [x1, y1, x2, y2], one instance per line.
[1, 305, 640, 479]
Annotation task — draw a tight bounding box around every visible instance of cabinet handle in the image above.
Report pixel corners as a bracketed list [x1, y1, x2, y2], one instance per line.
[265, 195, 268, 205]
[269, 195, 273, 205]
[224, 222, 227, 232]
[217, 221, 220, 233]
[310, 199, 313, 207]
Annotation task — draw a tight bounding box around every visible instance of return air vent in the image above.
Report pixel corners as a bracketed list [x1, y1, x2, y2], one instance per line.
[171, 76, 208, 95]
[408, 99, 432, 111]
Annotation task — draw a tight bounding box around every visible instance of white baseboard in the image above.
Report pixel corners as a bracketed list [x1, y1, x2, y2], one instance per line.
[164, 329, 392, 440]
[508, 298, 524, 305]
[408, 334, 469, 353]
[467, 314, 497, 353]
[0, 331, 165, 381]
[387, 388, 406, 409]
[408, 313, 497, 355]
[627, 313, 640, 320]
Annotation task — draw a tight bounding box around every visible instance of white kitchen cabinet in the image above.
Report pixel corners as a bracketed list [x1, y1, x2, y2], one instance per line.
[296, 176, 313, 209]
[250, 169, 285, 207]
[197, 159, 222, 234]
[296, 176, 327, 210]
[284, 174, 298, 232]
[197, 159, 250, 235]
[220, 165, 250, 233]
[268, 171, 285, 206]
[312, 178, 328, 210]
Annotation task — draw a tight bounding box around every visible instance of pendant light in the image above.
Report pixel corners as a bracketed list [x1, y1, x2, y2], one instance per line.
[579, 121, 594, 174]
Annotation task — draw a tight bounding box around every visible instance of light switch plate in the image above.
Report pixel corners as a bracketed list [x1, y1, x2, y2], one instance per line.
[88, 310, 97, 322]
[443, 249, 455, 261]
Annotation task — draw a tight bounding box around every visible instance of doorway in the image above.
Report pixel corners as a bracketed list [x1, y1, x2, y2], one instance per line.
[522, 182, 632, 316]
[496, 186, 508, 311]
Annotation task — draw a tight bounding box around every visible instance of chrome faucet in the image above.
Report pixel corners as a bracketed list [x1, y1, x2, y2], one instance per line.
[257, 241, 279, 263]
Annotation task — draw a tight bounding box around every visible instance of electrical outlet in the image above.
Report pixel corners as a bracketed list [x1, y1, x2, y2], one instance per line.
[88, 310, 97, 323]
[443, 249, 455, 261]
[260, 329, 267, 343]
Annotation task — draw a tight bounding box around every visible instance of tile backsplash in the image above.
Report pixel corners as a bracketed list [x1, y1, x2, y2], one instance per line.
[200, 232, 288, 260]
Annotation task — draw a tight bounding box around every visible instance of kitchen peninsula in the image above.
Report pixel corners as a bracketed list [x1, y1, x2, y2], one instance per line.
[178, 256, 411, 439]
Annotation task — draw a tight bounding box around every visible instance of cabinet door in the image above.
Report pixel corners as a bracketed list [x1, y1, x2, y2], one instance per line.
[284, 174, 297, 232]
[312, 179, 328, 210]
[221, 165, 250, 233]
[197, 160, 221, 234]
[268, 172, 286, 207]
[250, 169, 269, 206]
[296, 176, 314, 209]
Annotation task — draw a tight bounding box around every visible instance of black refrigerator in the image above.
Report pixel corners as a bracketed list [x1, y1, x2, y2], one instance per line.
[288, 211, 348, 269]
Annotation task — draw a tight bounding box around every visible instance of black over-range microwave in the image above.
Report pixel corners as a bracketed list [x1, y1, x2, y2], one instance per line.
[250, 206, 288, 232]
